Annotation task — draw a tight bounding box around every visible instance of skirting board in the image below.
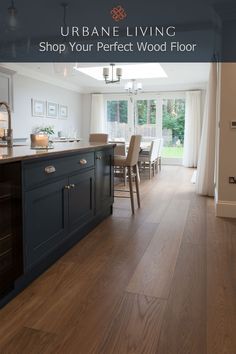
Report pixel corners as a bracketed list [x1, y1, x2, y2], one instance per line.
[216, 200, 236, 218]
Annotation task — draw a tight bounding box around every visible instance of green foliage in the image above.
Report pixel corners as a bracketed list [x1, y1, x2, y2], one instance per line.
[33, 125, 55, 136]
[137, 99, 156, 125]
[162, 99, 185, 144]
[106, 98, 185, 146]
[107, 99, 157, 126]
[107, 100, 128, 123]
[162, 146, 184, 158]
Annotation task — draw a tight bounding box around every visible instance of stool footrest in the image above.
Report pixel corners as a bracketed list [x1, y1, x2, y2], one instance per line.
[115, 189, 137, 193]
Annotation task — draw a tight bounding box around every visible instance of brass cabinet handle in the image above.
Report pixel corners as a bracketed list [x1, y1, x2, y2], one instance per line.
[45, 165, 56, 174]
[96, 155, 102, 160]
[79, 159, 87, 165]
[64, 185, 70, 190]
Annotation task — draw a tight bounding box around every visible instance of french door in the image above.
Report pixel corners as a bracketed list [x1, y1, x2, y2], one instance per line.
[105, 94, 161, 142]
[105, 93, 186, 164]
[133, 96, 162, 142]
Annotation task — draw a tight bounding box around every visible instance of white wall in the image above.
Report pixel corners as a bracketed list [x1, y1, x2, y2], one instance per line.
[11, 74, 82, 139]
[216, 63, 236, 217]
[81, 93, 91, 139]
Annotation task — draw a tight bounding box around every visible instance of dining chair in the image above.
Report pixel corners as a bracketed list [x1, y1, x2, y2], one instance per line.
[114, 135, 142, 214]
[139, 139, 161, 179]
[157, 138, 163, 172]
[89, 133, 108, 143]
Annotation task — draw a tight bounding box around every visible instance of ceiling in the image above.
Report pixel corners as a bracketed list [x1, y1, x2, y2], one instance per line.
[2, 62, 210, 93]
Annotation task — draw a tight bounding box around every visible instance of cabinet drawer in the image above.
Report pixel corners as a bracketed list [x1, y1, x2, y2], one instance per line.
[23, 152, 94, 189]
[0, 234, 12, 255]
[0, 250, 12, 274]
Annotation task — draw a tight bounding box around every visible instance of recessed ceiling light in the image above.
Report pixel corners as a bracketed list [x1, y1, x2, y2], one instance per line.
[74, 63, 167, 80]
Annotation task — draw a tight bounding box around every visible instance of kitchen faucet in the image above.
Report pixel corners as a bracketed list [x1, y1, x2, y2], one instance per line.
[0, 102, 13, 147]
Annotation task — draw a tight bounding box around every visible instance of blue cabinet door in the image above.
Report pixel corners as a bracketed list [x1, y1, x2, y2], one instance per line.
[68, 169, 95, 233]
[24, 178, 69, 269]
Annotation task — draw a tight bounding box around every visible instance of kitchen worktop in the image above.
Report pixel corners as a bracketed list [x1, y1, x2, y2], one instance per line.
[0, 142, 115, 164]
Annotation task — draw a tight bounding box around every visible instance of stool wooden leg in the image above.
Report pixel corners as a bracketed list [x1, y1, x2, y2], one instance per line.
[136, 163, 140, 184]
[128, 166, 135, 214]
[134, 164, 141, 208]
[124, 167, 127, 186]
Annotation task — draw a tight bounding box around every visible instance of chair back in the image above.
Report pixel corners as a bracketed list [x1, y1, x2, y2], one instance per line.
[114, 142, 126, 156]
[126, 135, 142, 166]
[150, 139, 161, 161]
[89, 133, 108, 143]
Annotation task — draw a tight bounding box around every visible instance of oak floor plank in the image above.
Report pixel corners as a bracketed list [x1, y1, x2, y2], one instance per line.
[182, 193, 207, 245]
[126, 199, 190, 299]
[1, 167, 236, 354]
[97, 292, 166, 354]
[24, 222, 158, 353]
[156, 242, 206, 354]
[0, 327, 58, 354]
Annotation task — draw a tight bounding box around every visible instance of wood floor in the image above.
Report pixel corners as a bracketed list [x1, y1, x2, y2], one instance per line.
[1, 166, 236, 354]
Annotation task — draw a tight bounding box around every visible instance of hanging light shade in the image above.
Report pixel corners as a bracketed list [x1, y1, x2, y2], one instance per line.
[125, 79, 143, 95]
[8, 0, 17, 30]
[103, 64, 122, 84]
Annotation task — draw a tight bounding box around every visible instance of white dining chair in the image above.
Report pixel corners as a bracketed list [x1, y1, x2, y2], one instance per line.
[138, 139, 161, 179]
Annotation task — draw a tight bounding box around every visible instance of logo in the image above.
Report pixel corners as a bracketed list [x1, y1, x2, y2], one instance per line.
[111, 5, 127, 22]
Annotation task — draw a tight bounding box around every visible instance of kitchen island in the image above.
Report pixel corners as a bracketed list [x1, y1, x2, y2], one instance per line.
[0, 142, 114, 307]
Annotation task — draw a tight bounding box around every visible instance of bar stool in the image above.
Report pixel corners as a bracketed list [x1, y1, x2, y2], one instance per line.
[89, 133, 108, 143]
[114, 142, 127, 185]
[114, 135, 142, 214]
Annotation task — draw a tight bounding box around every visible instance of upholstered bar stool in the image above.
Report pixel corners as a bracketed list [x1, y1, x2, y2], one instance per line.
[114, 135, 142, 214]
[89, 133, 108, 143]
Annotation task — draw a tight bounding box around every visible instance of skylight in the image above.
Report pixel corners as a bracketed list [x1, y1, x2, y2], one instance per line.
[74, 63, 167, 80]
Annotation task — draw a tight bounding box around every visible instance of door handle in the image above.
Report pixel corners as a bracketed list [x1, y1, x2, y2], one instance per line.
[96, 155, 102, 160]
[79, 159, 87, 165]
[45, 165, 56, 174]
[64, 185, 71, 190]
[70, 184, 75, 189]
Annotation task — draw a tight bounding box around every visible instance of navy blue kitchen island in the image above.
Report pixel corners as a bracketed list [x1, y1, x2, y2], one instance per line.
[0, 142, 114, 307]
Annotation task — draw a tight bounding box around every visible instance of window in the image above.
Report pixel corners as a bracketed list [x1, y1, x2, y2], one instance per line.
[162, 98, 185, 159]
[106, 99, 129, 141]
[107, 100, 128, 123]
[105, 94, 186, 163]
[136, 99, 156, 125]
[135, 99, 158, 139]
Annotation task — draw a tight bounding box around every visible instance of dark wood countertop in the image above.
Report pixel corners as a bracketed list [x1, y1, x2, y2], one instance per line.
[0, 142, 115, 164]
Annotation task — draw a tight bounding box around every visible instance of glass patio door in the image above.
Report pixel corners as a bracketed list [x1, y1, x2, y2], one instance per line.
[105, 97, 131, 141]
[133, 96, 162, 142]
